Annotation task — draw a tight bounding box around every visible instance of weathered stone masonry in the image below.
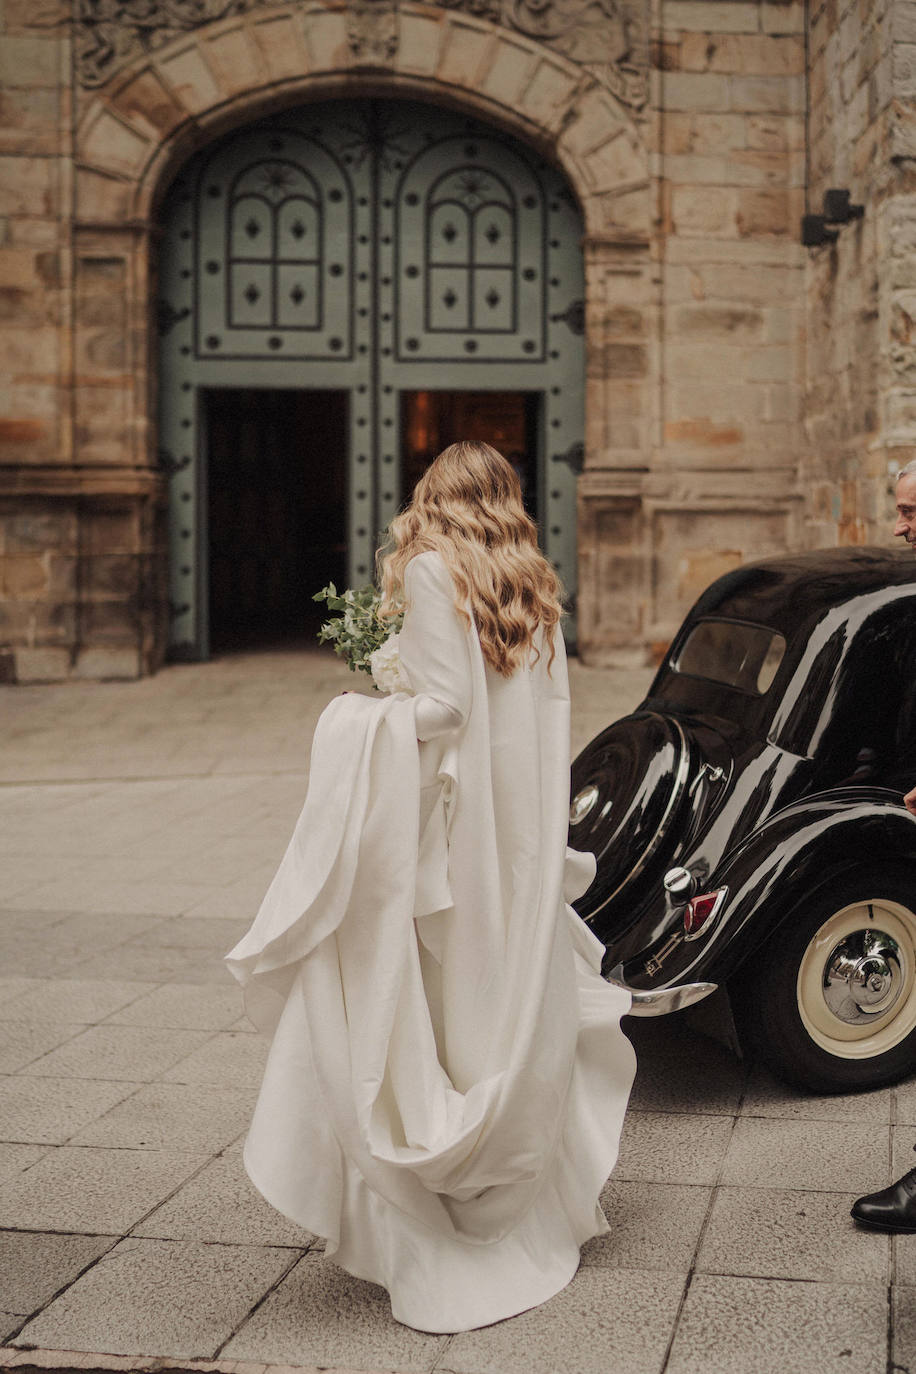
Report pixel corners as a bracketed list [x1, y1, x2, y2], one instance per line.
[803, 0, 916, 550]
[0, 0, 909, 678]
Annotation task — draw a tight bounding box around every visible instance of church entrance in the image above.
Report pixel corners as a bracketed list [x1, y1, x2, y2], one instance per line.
[157, 99, 585, 659]
[400, 392, 540, 517]
[204, 388, 347, 652]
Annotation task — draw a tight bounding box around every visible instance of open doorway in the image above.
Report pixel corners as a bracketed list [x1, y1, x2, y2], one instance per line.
[204, 388, 348, 653]
[400, 392, 540, 520]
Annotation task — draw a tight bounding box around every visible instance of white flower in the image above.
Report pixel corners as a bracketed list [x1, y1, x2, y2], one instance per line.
[370, 633, 412, 695]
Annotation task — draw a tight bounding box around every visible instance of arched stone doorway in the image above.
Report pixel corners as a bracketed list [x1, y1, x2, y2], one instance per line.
[157, 97, 586, 658]
[64, 10, 651, 675]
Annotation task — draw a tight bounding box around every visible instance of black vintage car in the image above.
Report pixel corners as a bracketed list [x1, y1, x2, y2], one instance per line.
[570, 546, 916, 1093]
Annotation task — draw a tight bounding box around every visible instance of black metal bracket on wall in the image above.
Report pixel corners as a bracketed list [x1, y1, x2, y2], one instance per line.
[801, 188, 865, 247]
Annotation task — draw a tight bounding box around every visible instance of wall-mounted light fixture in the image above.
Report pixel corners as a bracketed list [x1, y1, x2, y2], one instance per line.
[801, 188, 865, 247]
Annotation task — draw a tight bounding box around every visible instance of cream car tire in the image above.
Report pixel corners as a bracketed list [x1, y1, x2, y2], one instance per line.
[737, 867, 916, 1093]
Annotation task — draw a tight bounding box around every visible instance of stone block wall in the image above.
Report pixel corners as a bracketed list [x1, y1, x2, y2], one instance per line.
[802, 0, 913, 547]
[0, 508, 76, 683]
[0, 497, 165, 682]
[0, 0, 67, 469]
[0, 0, 172, 681]
[0, 0, 71, 680]
[645, 0, 807, 647]
[574, 0, 811, 662]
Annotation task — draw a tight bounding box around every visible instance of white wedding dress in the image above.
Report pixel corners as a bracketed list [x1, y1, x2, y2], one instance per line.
[226, 551, 636, 1332]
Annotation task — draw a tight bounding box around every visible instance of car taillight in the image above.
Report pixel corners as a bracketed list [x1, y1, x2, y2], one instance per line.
[683, 887, 728, 941]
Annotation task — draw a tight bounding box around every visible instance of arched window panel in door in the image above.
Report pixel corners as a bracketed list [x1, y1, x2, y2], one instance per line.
[230, 193, 273, 261]
[276, 263, 321, 330]
[396, 138, 546, 363]
[275, 191, 321, 256]
[427, 201, 471, 264]
[472, 267, 515, 333]
[229, 260, 273, 328]
[428, 268, 471, 332]
[275, 198, 321, 334]
[472, 202, 515, 268]
[275, 191, 322, 330]
[196, 131, 352, 362]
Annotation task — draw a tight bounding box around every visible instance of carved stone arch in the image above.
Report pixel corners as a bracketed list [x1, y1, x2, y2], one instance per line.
[73, 4, 649, 236]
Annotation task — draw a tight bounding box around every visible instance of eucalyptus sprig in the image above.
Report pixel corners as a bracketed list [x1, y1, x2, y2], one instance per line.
[313, 583, 403, 676]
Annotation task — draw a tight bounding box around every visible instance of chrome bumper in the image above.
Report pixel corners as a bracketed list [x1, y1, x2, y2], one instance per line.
[606, 974, 718, 1017]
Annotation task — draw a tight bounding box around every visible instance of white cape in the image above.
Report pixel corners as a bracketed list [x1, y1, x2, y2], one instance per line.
[226, 551, 635, 1332]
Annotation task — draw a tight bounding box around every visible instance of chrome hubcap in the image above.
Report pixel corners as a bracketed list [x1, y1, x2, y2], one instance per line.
[822, 930, 904, 1024]
[570, 783, 599, 826]
[798, 898, 916, 1059]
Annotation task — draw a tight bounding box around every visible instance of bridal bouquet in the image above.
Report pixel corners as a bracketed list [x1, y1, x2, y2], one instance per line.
[313, 584, 409, 694]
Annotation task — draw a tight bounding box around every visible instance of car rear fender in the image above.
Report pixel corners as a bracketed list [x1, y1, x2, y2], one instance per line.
[704, 792, 916, 984]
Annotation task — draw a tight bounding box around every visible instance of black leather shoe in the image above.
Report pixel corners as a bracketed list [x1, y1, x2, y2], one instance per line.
[851, 1167, 916, 1232]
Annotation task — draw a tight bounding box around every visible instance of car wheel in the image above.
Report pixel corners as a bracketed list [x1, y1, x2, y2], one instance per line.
[737, 866, 916, 1092]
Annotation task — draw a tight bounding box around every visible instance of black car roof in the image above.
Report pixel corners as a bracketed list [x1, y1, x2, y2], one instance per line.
[687, 546, 916, 632]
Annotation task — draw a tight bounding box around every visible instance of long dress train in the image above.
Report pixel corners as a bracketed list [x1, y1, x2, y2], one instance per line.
[226, 550, 636, 1332]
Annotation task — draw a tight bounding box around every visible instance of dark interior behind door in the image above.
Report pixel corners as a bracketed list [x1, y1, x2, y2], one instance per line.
[205, 388, 348, 651]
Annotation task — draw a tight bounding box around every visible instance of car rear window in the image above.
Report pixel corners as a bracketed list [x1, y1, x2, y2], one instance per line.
[673, 620, 787, 695]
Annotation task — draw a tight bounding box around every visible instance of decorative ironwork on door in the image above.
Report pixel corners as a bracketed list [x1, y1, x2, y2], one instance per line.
[158, 99, 585, 658]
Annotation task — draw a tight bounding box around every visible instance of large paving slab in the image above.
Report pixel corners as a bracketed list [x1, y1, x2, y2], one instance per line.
[159, 1031, 269, 1089]
[694, 1186, 890, 1284]
[893, 1233, 916, 1286]
[580, 1179, 711, 1272]
[0, 1023, 88, 1075]
[220, 1253, 449, 1371]
[666, 1275, 887, 1374]
[103, 983, 246, 1029]
[0, 1076, 139, 1146]
[741, 1067, 894, 1122]
[16, 1025, 214, 1083]
[440, 1267, 684, 1374]
[614, 1110, 735, 1186]
[0, 1146, 209, 1233]
[623, 1018, 745, 1116]
[0, 978, 151, 1024]
[0, 1144, 50, 1182]
[14, 1238, 300, 1360]
[0, 1232, 116, 1317]
[132, 1151, 313, 1247]
[719, 1117, 890, 1194]
[68, 1083, 253, 1153]
[892, 1285, 916, 1371]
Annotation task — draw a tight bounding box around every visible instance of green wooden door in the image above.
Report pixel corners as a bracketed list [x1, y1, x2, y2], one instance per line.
[158, 99, 585, 658]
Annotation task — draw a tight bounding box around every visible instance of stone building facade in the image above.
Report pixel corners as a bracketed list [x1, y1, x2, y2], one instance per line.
[0, 0, 911, 680]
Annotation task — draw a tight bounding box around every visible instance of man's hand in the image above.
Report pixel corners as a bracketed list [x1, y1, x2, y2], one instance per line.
[905, 785, 916, 816]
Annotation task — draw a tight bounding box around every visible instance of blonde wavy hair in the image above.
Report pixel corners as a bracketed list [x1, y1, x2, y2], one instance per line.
[379, 440, 564, 677]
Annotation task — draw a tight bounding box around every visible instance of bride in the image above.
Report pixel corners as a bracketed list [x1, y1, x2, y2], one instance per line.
[226, 440, 636, 1332]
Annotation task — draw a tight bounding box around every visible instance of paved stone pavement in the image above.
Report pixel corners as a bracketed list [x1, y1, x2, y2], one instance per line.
[0, 649, 910, 1374]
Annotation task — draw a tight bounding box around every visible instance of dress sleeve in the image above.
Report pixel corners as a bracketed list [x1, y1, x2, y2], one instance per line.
[398, 552, 473, 742]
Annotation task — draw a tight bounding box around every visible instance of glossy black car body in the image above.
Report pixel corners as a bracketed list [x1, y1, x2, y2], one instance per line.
[570, 547, 916, 1092]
